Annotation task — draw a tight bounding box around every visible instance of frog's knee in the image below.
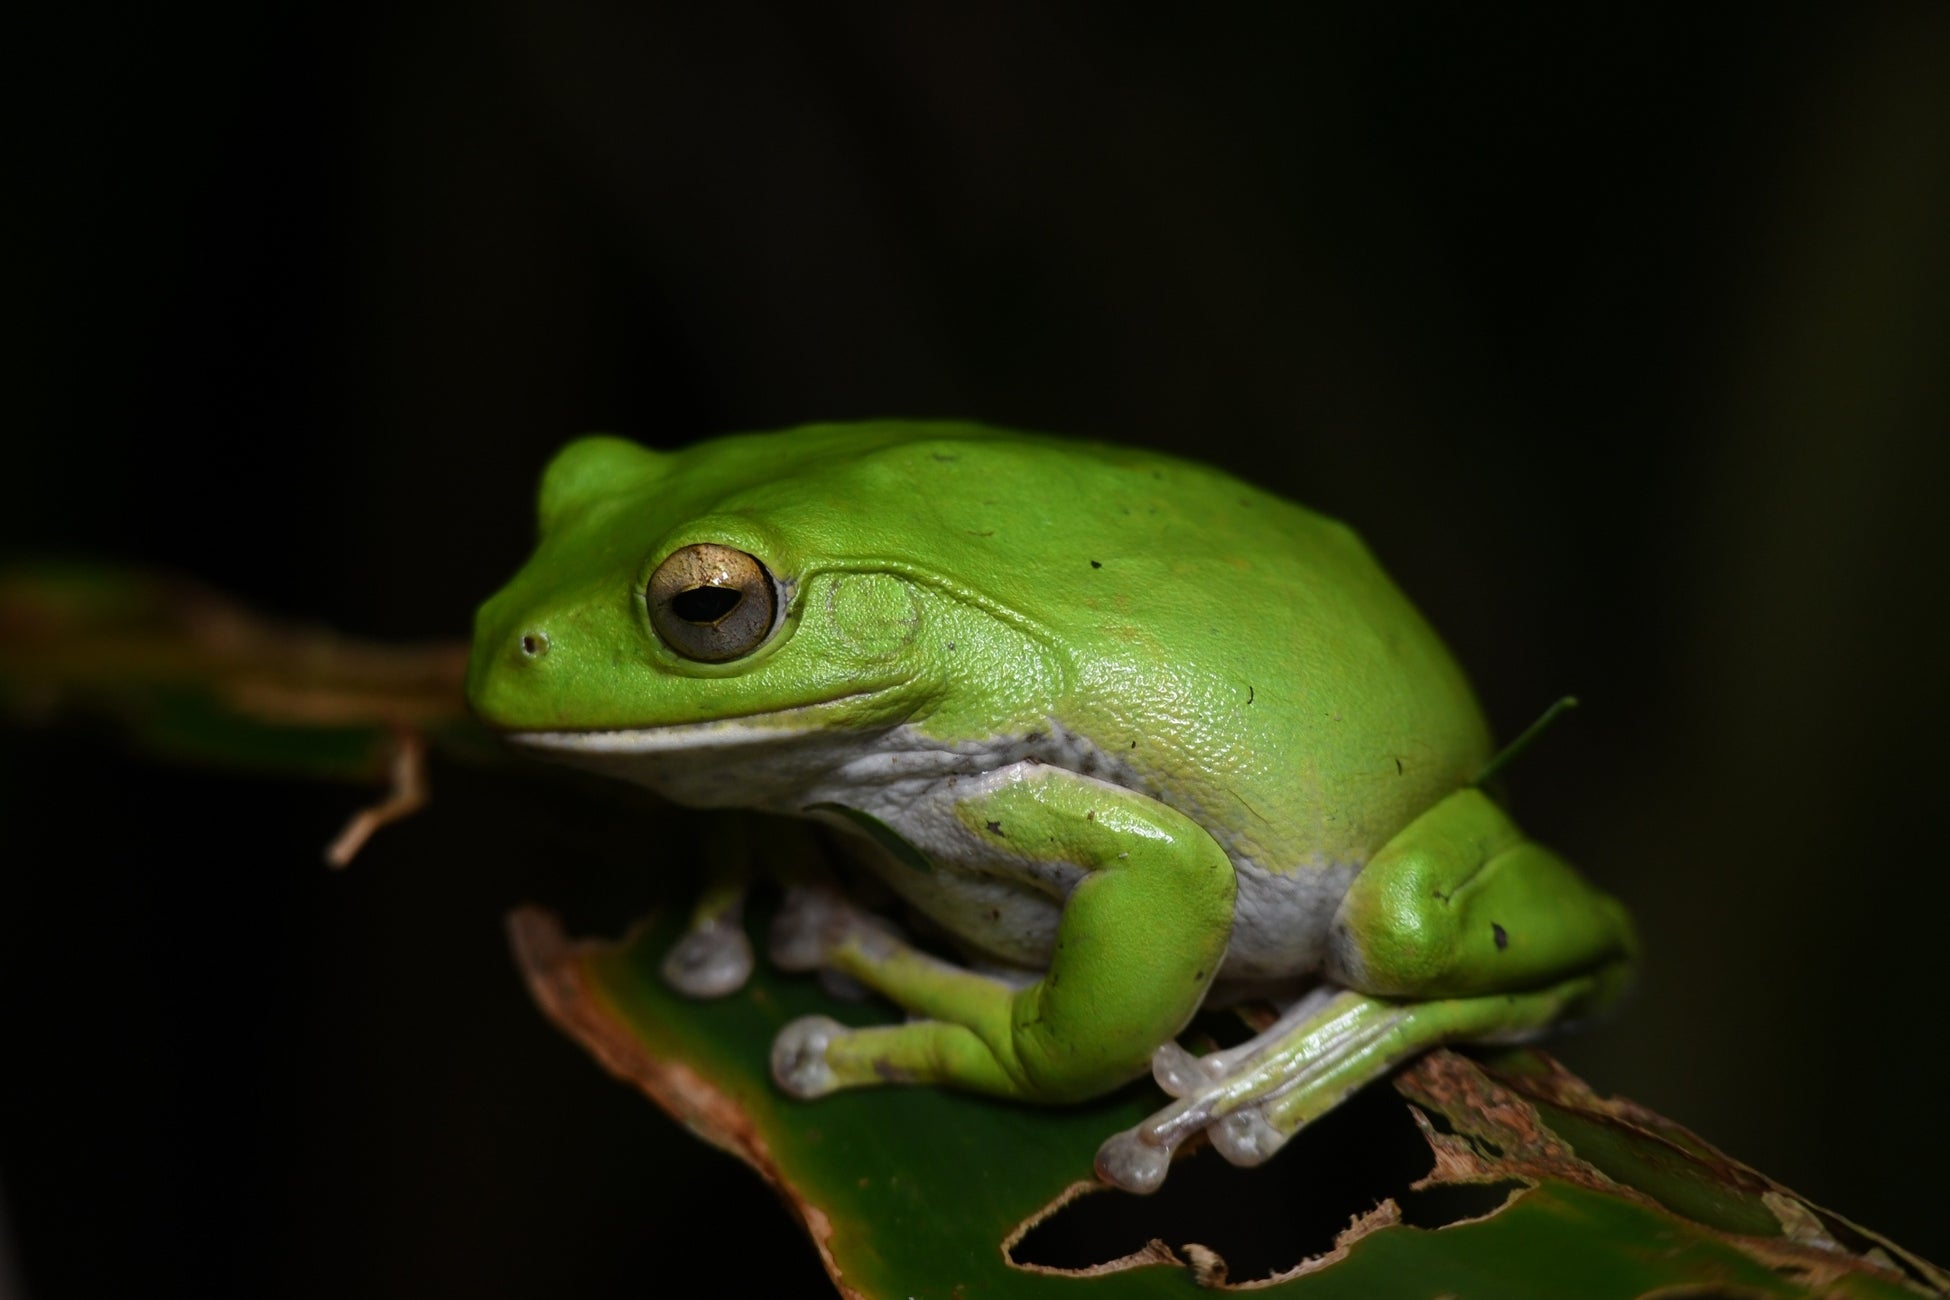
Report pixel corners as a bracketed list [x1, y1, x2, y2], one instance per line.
[1325, 869, 1461, 995]
[1328, 829, 1633, 998]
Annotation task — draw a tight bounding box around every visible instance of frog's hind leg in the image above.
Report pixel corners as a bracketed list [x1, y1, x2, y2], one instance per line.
[1095, 972, 1619, 1192]
[1097, 787, 1636, 1193]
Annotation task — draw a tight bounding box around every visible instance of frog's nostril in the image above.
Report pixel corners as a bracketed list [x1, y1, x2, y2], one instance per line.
[518, 631, 550, 659]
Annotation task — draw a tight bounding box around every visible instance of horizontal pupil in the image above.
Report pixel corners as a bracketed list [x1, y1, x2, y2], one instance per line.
[672, 585, 744, 624]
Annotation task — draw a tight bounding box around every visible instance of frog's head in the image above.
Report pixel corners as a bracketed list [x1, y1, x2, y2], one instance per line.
[467, 426, 1058, 799]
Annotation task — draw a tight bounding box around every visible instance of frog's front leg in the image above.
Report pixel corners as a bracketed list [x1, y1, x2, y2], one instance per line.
[663, 817, 833, 998]
[771, 763, 1237, 1104]
[1096, 786, 1637, 1191]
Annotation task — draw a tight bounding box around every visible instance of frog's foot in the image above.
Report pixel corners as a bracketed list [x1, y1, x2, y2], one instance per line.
[770, 886, 871, 970]
[661, 831, 758, 998]
[661, 916, 754, 998]
[1094, 973, 1611, 1194]
[768, 887, 908, 1001]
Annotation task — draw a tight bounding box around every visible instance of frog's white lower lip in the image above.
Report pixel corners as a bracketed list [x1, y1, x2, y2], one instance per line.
[505, 717, 829, 755]
[499, 684, 901, 754]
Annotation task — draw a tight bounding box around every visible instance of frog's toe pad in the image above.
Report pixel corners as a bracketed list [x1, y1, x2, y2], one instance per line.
[660, 920, 754, 999]
[768, 888, 848, 971]
[770, 887, 906, 974]
[1150, 1040, 1217, 1097]
[1209, 1105, 1284, 1167]
[1094, 1128, 1172, 1195]
[771, 1015, 846, 1097]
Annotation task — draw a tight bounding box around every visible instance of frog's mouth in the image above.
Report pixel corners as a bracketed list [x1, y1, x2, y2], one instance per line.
[501, 711, 898, 809]
[501, 683, 896, 753]
[510, 715, 834, 754]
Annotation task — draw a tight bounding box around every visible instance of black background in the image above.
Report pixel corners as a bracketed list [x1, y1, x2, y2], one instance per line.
[4, 4, 1948, 1296]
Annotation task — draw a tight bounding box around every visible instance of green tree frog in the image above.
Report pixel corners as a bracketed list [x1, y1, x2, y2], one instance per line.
[468, 421, 1636, 1193]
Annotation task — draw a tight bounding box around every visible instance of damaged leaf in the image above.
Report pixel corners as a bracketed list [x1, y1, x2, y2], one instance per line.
[514, 905, 1947, 1299]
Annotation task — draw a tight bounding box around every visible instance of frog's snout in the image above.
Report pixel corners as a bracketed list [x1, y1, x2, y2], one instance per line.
[465, 606, 561, 723]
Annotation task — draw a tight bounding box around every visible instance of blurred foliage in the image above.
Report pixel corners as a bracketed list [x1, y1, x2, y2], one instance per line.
[0, 565, 477, 781]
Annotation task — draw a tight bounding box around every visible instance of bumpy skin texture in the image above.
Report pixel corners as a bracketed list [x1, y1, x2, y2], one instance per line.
[468, 422, 1636, 1191]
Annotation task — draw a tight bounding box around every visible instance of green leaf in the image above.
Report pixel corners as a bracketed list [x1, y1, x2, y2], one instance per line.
[512, 905, 1946, 1298]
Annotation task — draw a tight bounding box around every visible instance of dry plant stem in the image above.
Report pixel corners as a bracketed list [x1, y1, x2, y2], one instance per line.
[324, 729, 430, 867]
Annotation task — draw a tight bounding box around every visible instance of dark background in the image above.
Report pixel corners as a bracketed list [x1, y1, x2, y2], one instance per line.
[4, 4, 1947, 1296]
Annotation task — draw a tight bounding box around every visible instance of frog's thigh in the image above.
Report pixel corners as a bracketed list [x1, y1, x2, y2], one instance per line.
[774, 766, 1236, 1104]
[1326, 787, 1637, 999]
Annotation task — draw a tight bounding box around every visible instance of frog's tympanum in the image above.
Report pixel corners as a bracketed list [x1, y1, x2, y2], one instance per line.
[468, 422, 1636, 1193]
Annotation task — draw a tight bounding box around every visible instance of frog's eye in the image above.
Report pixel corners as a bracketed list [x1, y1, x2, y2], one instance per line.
[646, 543, 780, 662]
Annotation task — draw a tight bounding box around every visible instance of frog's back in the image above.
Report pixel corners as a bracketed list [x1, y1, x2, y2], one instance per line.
[676, 423, 1489, 866]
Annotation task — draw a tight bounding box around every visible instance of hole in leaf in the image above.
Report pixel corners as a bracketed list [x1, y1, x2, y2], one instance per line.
[1009, 1083, 1442, 1282]
[1775, 1199, 1939, 1291]
[1396, 1179, 1524, 1228]
[1417, 1100, 1504, 1158]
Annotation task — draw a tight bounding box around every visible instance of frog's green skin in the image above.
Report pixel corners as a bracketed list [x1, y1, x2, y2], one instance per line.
[468, 421, 1636, 1193]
